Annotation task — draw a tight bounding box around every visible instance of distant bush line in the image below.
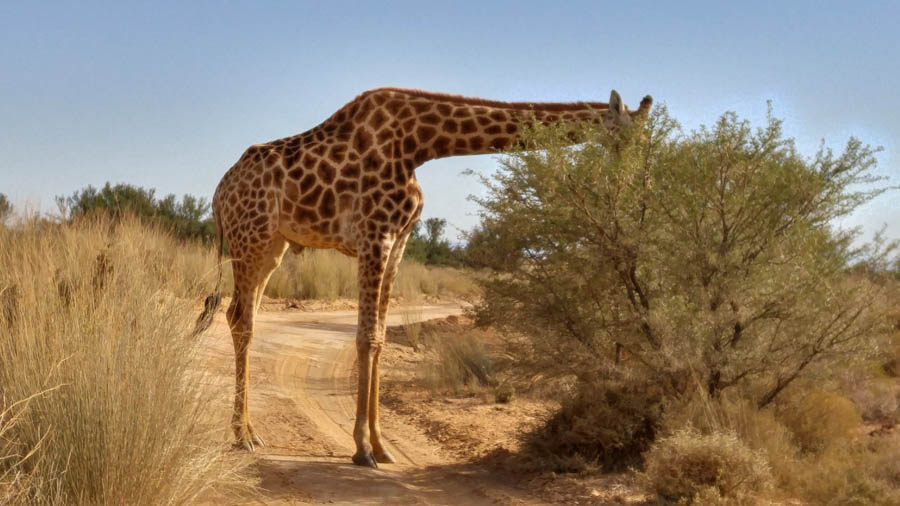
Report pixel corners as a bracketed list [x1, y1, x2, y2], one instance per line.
[46, 183, 468, 266]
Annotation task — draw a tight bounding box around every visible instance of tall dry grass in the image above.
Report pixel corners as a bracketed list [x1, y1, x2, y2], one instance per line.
[265, 248, 480, 301]
[0, 217, 251, 505]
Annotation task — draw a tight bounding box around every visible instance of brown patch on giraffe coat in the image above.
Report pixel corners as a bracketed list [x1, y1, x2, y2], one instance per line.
[433, 136, 451, 157]
[340, 164, 360, 178]
[299, 185, 323, 206]
[272, 167, 284, 185]
[318, 188, 336, 218]
[411, 101, 432, 114]
[375, 129, 393, 145]
[317, 161, 336, 184]
[299, 173, 317, 194]
[420, 112, 441, 125]
[361, 175, 378, 191]
[443, 119, 458, 133]
[362, 196, 374, 215]
[329, 144, 347, 163]
[403, 135, 417, 154]
[416, 126, 436, 143]
[335, 179, 358, 194]
[490, 137, 511, 150]
[362, 151, 382, 172]
[369, 109, 387, 130]
[353, 129, 373, 153]
[293, 206, 317, 223]
[460, 119, 477, 134]
[302, 153, 317, 170]
[470, 136, 484, 151]
[484, 125, 502, 135]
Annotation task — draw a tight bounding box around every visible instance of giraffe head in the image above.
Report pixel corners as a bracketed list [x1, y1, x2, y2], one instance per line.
[604, 90, 653, 130]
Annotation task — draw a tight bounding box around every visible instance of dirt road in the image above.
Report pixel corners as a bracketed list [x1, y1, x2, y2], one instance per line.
[199, 303, 542, 505]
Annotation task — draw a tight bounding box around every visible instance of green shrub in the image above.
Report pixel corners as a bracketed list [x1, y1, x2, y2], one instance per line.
[470, 105, 895, 407]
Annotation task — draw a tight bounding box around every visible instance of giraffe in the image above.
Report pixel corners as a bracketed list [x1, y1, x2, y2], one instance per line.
[195, 87, 652, 468]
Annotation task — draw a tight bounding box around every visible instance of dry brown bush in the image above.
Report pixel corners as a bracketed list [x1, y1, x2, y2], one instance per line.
[774, 389, 862, 455]
[519, 377, 665, 473]
[643, 427, 772, 504]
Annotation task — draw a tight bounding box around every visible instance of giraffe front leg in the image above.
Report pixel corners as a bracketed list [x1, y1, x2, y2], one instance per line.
[368, 346, 395, 463]
[367, 231, 410, 464]
[352, 240, 392, 468]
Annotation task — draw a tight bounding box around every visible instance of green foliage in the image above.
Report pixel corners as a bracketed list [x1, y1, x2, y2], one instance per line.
[0, 193, 12, 223]
[471, 105, 895, 407]
[56, 183, 214, 242]
[404, 217, 464, 266]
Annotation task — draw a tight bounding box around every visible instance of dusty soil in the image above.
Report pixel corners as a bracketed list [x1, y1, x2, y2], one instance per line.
[379, 318, 653, 506]
[197, 301, 548, 505]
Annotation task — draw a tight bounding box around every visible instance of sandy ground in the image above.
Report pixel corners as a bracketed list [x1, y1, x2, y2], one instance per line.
[197, 302, 546, 505]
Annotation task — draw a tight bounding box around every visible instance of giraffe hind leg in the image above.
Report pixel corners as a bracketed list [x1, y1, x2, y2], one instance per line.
[227, 236, 288, 451]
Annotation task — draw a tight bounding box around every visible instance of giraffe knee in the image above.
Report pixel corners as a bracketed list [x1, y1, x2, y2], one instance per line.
[356, 337, 383, 353]
[226, 297, 245, 327]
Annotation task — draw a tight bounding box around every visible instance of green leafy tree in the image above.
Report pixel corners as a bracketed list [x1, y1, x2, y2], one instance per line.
[56, 183, 214, 242]
[404, 217, 462, 265]
[472, 106, 894, 407]
[0, 193, 11, 223]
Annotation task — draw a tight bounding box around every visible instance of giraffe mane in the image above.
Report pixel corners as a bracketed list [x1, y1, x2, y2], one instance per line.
[365, 87, 612, 112]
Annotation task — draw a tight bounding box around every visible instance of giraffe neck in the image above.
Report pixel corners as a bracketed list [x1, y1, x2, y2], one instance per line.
[310, 88, 630, 169]
[366, 88, 615, 165]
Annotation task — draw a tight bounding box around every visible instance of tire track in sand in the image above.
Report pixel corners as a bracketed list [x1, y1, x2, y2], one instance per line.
[200, 302, 541, 505]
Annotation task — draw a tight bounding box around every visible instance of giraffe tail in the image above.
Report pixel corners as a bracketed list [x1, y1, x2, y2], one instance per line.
[193, 205, 224, 337]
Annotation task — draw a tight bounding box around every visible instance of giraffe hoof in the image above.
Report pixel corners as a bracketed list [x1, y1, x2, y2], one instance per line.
[374, 449, 396, 464]
[234, 432, 265, 452]
[251, 433, 266, 448]
[352, 452, 378, 468]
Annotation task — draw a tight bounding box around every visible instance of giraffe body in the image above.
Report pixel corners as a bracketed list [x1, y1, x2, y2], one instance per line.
[201, 87, 652, 467]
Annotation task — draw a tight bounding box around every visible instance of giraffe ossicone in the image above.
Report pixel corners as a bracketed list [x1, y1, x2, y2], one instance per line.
[195, 87, 652, 467]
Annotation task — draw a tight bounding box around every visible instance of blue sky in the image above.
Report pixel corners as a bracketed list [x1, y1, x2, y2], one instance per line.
[1, 1, 897, 242]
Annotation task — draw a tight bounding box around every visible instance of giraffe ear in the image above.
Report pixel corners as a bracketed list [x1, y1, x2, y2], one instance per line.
[609, 90, 626, 117]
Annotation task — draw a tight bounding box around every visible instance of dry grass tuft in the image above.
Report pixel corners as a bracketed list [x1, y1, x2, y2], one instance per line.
[421, 331, 496, 394]
[401, 305, 425, 351]
[264, 248, 480, 301]
[0, 217, 253, 505]
[643, 427, 772, 504]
